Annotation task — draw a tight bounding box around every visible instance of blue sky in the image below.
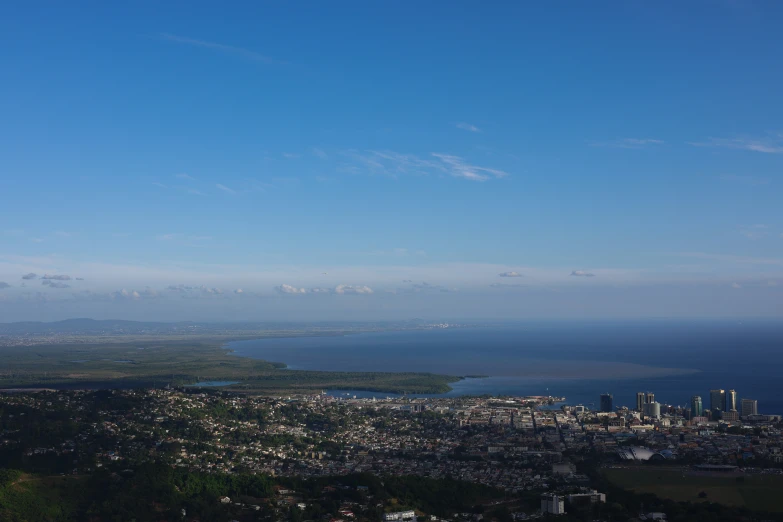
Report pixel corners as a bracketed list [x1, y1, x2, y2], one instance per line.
[1, 1, 782, 321]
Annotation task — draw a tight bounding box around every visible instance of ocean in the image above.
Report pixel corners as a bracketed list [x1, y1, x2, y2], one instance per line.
[228, 320, 783, 414]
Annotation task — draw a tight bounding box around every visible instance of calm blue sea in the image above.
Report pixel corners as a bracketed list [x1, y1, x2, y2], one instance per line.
[228, 321, 783, 414]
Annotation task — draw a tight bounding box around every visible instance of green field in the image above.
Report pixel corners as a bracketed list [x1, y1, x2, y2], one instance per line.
[603, 466, 783, 513]
[0, 340, 460, 394]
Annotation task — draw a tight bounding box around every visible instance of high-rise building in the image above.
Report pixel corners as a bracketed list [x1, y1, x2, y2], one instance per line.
[710, 389, 726, 414]
[741, 399, 758, 418]
[541, 494, 566, 515]
[722, 410, 740, 423]
[600, 393, 613, 412]
[636, 392, 645, 412]
[642, 402, 661, 420]
[691, 396, 703, 418]
[636, 392, 655, 412]
[727, 390, 738, 412]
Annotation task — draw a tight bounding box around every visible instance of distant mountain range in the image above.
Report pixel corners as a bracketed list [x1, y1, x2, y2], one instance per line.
[0, 318, 429, 335]
[0, 318, 188, 335]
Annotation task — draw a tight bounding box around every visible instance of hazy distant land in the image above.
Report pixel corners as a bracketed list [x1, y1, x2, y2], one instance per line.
[0, 319, 706, 397]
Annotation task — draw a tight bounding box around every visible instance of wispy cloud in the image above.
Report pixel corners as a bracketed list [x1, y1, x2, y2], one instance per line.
[21, 273, 37, 280]
[591, 138, 664, 149]
[0, 282, 10, 289]
[275, 283, 374, 295]
[431, 153, 508, 181]
[111, 289, 141, 300]
[688, 134, 783, 154]
[570, 270, 596, 277]
[739, 224, 768, 240]
[176, 173, 196, 181]
[159, 33, 278, 64]
[334, 284, 374, 295]
[731, 282, 742, 289]
[282, 152, 301, 159]
[41, 274, 71, 280]
[167, 284, 196, 293]
[54, 231, 71, 238]
[152, 182, 168, 189]
[403, 281, 451, 293]
[163, 284, 221, 297]
[498, 271, 523, 278]
[344, 150, 508, 181]
[85, 287, 160, 301]
[186, 188, 205, 196]
[42, 280, 70, 289]
[216, 183, 237, 195]
[311, 148, 328, 159]
[456, 122, 481, 133]
[275, 284, 307, 295]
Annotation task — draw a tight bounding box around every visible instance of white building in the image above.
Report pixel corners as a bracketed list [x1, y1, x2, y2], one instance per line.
[384, 511, 416, 522]
[541, 494, 566, 515]
[566, 490, 606, 504]
[741, 399, 758, 418]
[642, 401, 660, 420]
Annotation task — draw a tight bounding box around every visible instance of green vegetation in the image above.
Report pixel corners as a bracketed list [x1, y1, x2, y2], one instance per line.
[0, 465, 502, 522]
[0, 340, 460, 394]
[603, 466, 783, 513]
[0, 473, 89, 522]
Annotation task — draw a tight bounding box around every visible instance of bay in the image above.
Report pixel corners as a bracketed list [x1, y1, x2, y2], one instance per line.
[228, 320, 783, 414]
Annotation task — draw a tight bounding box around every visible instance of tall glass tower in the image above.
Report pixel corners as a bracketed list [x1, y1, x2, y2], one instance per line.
[710, 389, 726, 414]
[691, 395, 703, 417]
[727, 390, 738, 411]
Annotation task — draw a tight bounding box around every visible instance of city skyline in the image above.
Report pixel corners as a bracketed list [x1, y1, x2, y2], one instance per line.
[1, 3, 783, 321]
[603, 388, 760, 416]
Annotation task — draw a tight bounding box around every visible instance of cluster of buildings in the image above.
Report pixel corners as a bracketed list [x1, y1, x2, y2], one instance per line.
[2, 387, 782, 519]
[691, 389, 759, 423]
[598, 389, 766, 424]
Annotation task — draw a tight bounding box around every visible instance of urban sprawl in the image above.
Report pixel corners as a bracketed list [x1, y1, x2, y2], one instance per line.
[1, 386, 782, 520]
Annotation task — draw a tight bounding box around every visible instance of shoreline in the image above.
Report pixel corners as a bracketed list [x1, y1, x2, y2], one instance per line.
[0, 327, 706, 399]
[224, 333, 702, 382]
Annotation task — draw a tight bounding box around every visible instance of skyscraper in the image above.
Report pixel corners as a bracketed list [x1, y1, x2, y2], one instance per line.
[710, 389, 726, 414]
[636, 392, 645, 412]
[645, 392, 655, 405]
[727, 390, 738, 411]
[691, 396, 703, 418]
[741, 399, 758, 418]
[600, 393, 613, 412]
[642, 402, 661, 420]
